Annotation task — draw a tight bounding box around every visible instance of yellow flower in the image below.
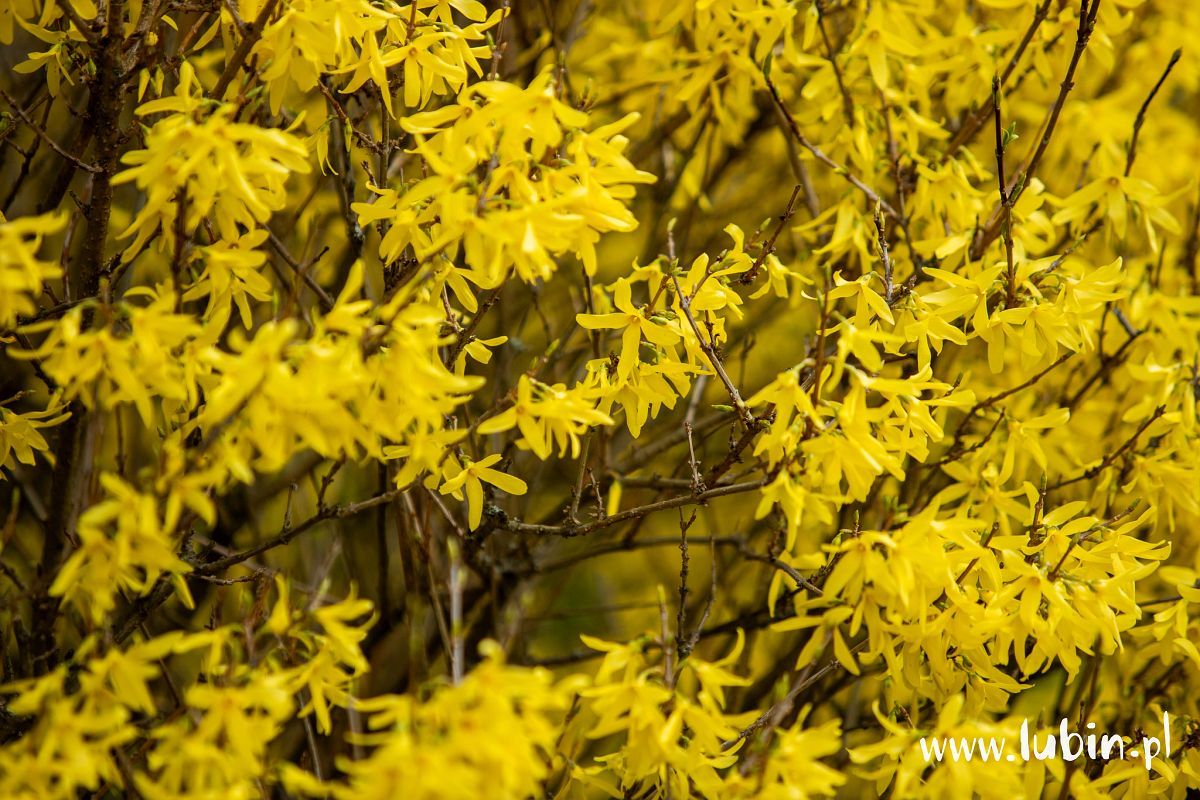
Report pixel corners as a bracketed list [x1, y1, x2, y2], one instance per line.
[0, 210, 65, 327]
[477, 375, 611, 459]
[439, 453, 527, 529]
[577, 277, 681, 379]
[0, 400, 69, 470]
[114, 87, 310, 255]
[49, 474, 193, 624]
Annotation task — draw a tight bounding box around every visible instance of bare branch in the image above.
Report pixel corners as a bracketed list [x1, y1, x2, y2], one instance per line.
[0, 86, 100, 174]
[1125, 48, 1182, 176]
[764, 74, 901, 222]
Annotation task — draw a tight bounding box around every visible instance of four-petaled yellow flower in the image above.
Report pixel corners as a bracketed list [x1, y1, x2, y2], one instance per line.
[439, 453, 528, 529]
[577, 277, 681, 379]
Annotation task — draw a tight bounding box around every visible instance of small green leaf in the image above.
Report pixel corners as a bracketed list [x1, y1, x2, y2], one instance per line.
[1002, 121, 1019, 149]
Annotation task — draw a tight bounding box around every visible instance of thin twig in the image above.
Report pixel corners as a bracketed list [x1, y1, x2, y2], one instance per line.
[1125, 48, 1182, 176]
[684, 422, 705, 494]
[566, 433, 592, 523]
[0, 86, 100, 173]
[763, 74, 901, 222]
[873, 204, 894, 304]
[1050, 406, 1166, 490]
[671, 273, 754, 427]
[723, 635, 865, 750]
[673, 509, 696, 665]
[742, 185, 802, 285]
[1047, 501, 1141, 580]
[942, 0, 1052, 159]
[499, 479, 765, 538]
[681, 535, 718, 659]
[448, 536, 465, 685]
[659, 585, 674, 690]
[197, 490, 400, 574]
[816, 1, 854, 125]
[992, 76, 1018, 308]
[947, 352, 1074, 454]
[58, 0, 101, 43]
[266, 227, 335, 311]
[970, 0, 1100, 261]
[931, 522, 999, 607]
[211, 0, 280, 98]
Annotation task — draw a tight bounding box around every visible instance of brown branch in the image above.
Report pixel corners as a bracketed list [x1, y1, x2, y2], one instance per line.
[873, 204, 894, 304]
[970, 0, 1100, 261]
[672, 273, 754, 428]
[564, 433, 593, 524]
[680, 534, 718, 659]
[534, 534, 745, 575]
[673, 509, 697, 662]
[1183, 189, 1200, 296]
[313, 81, 386, 155]
[926, 409, 1005, 469]
[1049, 406, 1166, 490]
[816, 1, 853, 126]
[705, 417, 767, 486]
[735, 541, 823, 597]
[446, 285, 504, 366]
[57, 0, 101, 43]
[769, 100, 821, 218]
[930, 522, 999, 608]
[210, 0, 279, 99]
[220, 0, 247, 33]
[878, 88, 910, 232]
[722, 635, 866, 750]
[33, 0, 130, 676]
[805, 279, 832, 439]
[0, 85, 100, 174]
[1125, 48, 1182, 177]
[942, 0, 1052, 159]
[1047, 501, 1141, 580]
[954, 521, 999, 586]
[197, 490, 401, 575]
[614, 408, 730, 473]
[741, 184, 802, 285]
[1030, 218, 1103, 286]
[1063, 329, 1141, 409]
[936, 352, 1074, 466]
[265, 227, 335, 312]
[763, 74, 901, 222]
[992, 76, 1018, 308]
[966, 351, 1073, 424]
[684, 422, 705, 494]
[499, 479, 765, 538]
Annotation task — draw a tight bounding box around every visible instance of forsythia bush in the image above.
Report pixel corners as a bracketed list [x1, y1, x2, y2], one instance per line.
[2, 0, 1200, 797]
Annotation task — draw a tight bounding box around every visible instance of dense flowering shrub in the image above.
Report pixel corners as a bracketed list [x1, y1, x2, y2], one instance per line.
[1, 0, 1199, 796]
